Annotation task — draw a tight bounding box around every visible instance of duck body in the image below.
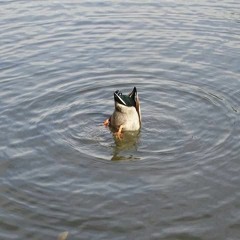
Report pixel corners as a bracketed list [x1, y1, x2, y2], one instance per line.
[110, 102, 140, 131]
[104, 87, 141, 137]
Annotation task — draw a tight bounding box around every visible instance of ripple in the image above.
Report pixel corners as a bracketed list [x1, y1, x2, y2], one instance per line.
[25, 71, 238, 177]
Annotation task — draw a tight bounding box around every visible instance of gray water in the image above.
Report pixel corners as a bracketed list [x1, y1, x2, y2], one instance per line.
[1, 1, 240, 239]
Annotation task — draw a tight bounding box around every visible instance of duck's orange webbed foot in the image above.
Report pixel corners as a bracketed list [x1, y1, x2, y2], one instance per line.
[114, 125, 123, 139]
[103, 118, 110, 127]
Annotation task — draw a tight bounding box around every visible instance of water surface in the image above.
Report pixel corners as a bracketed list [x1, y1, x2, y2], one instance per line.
[1, 1, 240, 239]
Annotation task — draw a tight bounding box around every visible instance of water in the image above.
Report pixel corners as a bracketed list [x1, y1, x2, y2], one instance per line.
[1, 1, 240, 239]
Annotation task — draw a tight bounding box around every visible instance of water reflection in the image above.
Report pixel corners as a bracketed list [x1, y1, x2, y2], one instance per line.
[111, 130, 140, 161]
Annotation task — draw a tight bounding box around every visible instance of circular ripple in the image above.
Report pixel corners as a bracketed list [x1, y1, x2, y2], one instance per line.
[32, 73, 238, 174]
[138, 80, 237, 172]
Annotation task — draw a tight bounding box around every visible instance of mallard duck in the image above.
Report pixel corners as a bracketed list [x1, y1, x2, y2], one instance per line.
[104, 87, 141, 138]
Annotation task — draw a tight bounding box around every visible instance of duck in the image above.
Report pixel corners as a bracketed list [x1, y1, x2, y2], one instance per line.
[104, 87, 141, 138]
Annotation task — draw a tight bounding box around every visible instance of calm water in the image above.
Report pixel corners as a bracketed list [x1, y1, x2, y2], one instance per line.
[1, 1, 240, 239]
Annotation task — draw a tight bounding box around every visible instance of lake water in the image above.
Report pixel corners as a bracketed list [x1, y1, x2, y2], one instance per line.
[1, 1, 240, 239]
